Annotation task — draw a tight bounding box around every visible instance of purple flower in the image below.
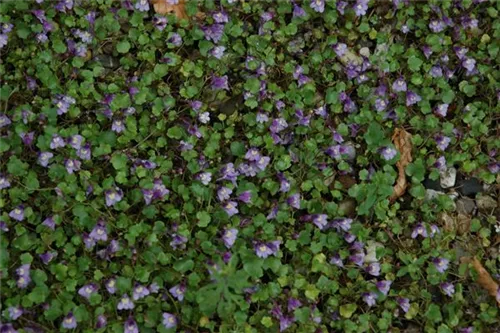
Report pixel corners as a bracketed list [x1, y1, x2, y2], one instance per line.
[312, 214, 328, 230]
[39, 251, 57, 264]
[488, 162, 500, 174]
[238, 191, 252, 203]
[245, 148, 261, 161]
[392, 77, 407, 92]
[203, 24, 224, 43]
[168, 33, 182, 46]
[117, 294, 134, 310]
[132, 284, 150, 300]
[135, 0, 149, 12]
[350, 253, 365, 267]
[434, 156, 447, 171]
[20, 132, 34, 147]
[333, 43, 347, 57]
[149, 282, 160, 293]
[354, 0, 369, 16]
[310, 0, 325, 13]
[62, 312, 77, 329]
[169, 284, 186, 301]
[96, 315, 107, 329]
[288, 298, 302, 312]
[459, 328, 473, 333]
[0, 34, 8, 48]
[379, 147, 397, 160]
[105, 188, 123, 207]
[297, 74, 311, 87]
[153, 16, 167, 31]
[69, 135, 83, 149]
[270, 118, 288, 134]
[330, 254, 344, 268]
[16, 264, 31, 289]
[212, 75, 229, 90]
[374, 98, 388, 112]
[433, 257, 450, 273]
[170, 234, 188, 249]
[0, 175, 10, 189]
[254, 240, 281, 258]
[90, 221, 108, 241]
[197, 172, 212, 185]
[332, 218, 353, 232]
[42, 216, 56, 230]
[293, 4, 306, 18]
[163, 313, 177, 329]
[256, 156, 271, 171]
[0, 113, 12, 128]
[337, 1, 348, 14]
[435, 104, 448, 117]
[435, 134, 451, 151]
[279, 315, 294, 332]
[38, 152, 54, 167]
[223, 201, 239, 217]
[8, 307, 23, 320]
[411, 223, 428, 238]
[406, 91, 421, 106]
[217, 187, 232, 202]
[65, 159, 81, 174]
[78, 283, 98, 299]
[50, 134, 66, 149]
[77, 143, 91, 160]
[462, 57, 476, 73]
[213, 11, 229, 23]
[440, 282, 455, 297]
[429, 19, 445, 33]
[105, 278, 116, 294]
[376, 280, 392, 296]
[83, 233, 96, 249]
[429, 66, 443, 78]
[112, 119, 126, 133]
[211, 46, 225, 59]
[124, 317, 138, 333]
[9, 206, 25, 221]
[53, 95, 76, 115]
[287, 193, 301, 209]
[362, 292, 377, 307]
[397, 297, 410, 313]
[366, 262, 381, 276]
[0, 324, 18, 333]
[222, 228, 238, 249]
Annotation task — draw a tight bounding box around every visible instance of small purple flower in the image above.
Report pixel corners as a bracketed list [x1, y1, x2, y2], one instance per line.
[62, 312, 77, 329]
[9, 206, 25, 221]
[105, 188, 123, 207]
[429, 19, 445, 33]
[149, 282, 160, 293]
[459, 328, 473, 333]
[170, 234, 188, 249]
[65, 159, 81, 174]
[434, 156, 447, 171]
[366, 262, 381, 276]
[0, 114, 10, 128]
[78, 283, 98, 299]
[238, 191, 252, 203]
[135, 0, 149, 12]
[83, 233, 96, 249]
[210, 46, 226, 59]
[362, 292, 377, 307]
[132, 284, 150, 300]
[488, 162, 500, 174]
[411, 223, 428, 238]
[217, 187, 232, 202]
[255, 240, 280, 258]
[168, 33, 182, 46]
[337, 1, 348, 14]
[90, 221, 108, 241]
[105, 278, 116, 294]
[350, 253, 365, 267]
[376, 280, 392, 296]
[330, 253, 344, 268]
[288, 298, 302, 312]
[163, 313, 177, 329]
[354, 0, 369, 17]
[279, 315, 294, 332]
[77, 143, 91, 160]
[0, 175, 10, 189]
[285, 194, 299, 211]
[42, 216, 56, 230]
[223, 201, 239, 217]
[197, 172, 212, 185]
[50, 135, 66, 149]
[69, 135, 83, 149]
[397, 297, 410, 313]
[20, 132, 35, 147]
[332, 218, 353, 232]
[440, 282, 455, 297]
[435, 104, 448, 117]
[0, 323, 18, 333]
[256, 156, 271, 171]
[203, 24, 224, 43]
[96, 315, 107, 329]
[433, 257, 450, 273]
[293, 4, 306, 18]
[462, 57, 476, 73]
[435, 134, 451, 151]
[392, 77, 407, 92]
[38, 152, 54, 167]
[213, 11, 229, 23]
[8, 307, 23, 320]
[117, 294, 134, 310]
[39, 251, 57, 264]
[112, 119, 126, 133]
[310, 0, 325, 13]
[16, 264, 31, 289]
[333, 43, 347, 57]
[222, 228, 238, 249]
[124, 317, 138, 333]
[379, 147, 397, 160]
[169, 284, 186, 301]
[406, 91, 421, 106]
[153, 16, 168, 31]
[312, 214, 328, 230]
[374, 98, 388, 112]
[270, 118, 288, 133]
[429, 66, 443, 78]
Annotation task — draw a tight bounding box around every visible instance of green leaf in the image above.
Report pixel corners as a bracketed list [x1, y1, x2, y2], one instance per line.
[407, 56, 423, 72]
[117, 40, 131, 53]
[425, 303, 443, 323]
[243, 258, 263, 278]
[197, 211, 211, 227]
[340, 304, 357, 318]
[173, 259, 194, 273]
[167, 126, 184, 139]
[111, 154, 128, 170]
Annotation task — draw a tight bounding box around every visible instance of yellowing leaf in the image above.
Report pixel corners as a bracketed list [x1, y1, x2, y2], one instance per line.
[390, 128, 413, 201]
[152, 0, 188, 20]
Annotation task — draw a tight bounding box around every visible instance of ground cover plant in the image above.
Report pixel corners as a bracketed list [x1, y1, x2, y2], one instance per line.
[0, 0, 499, 332]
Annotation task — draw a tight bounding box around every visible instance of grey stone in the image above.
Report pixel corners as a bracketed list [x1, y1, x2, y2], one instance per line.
[456, 178, 483, 196]
[440, 167, 457, 189]
[425, 189, 445, 201]
[456, 197, 476, 215]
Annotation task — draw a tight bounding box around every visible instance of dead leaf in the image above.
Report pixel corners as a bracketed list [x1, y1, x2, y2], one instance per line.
[152, 0, 188, 20]
[389, 128, 413, 201]
[461, 257, 500, 307]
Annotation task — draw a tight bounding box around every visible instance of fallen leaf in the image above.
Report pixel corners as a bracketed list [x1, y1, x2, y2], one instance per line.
[152, 0, 188, 20]
[390, 128, 413, 201]
[461, 257, 500, 307]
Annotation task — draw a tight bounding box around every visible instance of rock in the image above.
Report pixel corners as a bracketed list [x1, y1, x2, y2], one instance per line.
[438, 212, 455, 232]
[440, 167, 457, 189]
[456, 197, 476, 215]
[423, 178, 443, 191]
[456, 178, 483, 197]
[359, 47, 370, 57]
[365, 241, 384, 263]
[338, 199, 356, 217]
[476, 195, 498, 212]
[425, 189, 445, 201]
[456, 213, 471, 235]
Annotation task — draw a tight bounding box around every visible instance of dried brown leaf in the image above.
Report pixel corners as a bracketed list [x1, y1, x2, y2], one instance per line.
[461, 257, 500, 307]
[389, 128, 413, 201]
[152, 0, 188, 20]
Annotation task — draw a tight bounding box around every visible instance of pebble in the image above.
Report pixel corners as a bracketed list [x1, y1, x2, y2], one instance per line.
[440, 167, 457, 189]
[456, 197, 476, 215]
